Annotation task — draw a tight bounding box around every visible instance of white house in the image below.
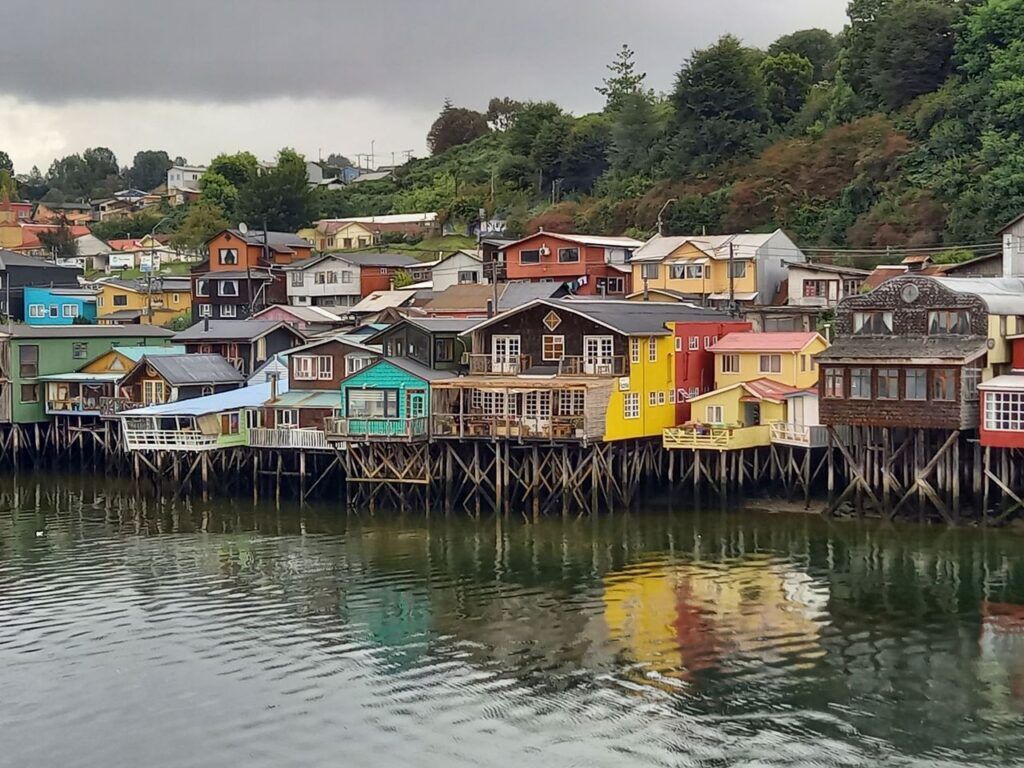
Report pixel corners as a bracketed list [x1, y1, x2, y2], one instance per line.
[785, 261, 870, 307]
[285, 253, 362, 308]
[431, 250, 488, 292]
[167, 165, 206, 192]
[1001, 212, 1024, 276]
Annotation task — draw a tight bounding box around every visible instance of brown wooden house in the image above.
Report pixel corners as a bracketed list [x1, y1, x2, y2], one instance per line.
[115, 353, 245, 408]
[172, 319, 306, 376]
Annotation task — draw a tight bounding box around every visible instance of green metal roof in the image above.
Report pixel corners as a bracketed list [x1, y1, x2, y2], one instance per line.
[267, 390, 340, 408]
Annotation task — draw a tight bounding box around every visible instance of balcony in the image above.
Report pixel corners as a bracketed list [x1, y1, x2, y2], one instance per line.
[431, 413, 586, 441]
[466, 354, 626, 377]
[122, 428, 220, 452]
[556, 356, 627, 377]
[100, 397, 140, 416]
[47, 397, 105, 416]
[249, 427, 329, 450]
[770, 422, 829, 448]
[468, 354, 532, 375]
[663, 424, 772, 451]
[325, 416, 430, 442]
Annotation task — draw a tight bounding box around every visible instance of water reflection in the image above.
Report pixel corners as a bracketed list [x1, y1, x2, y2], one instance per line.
[2, 475, 1024, 766]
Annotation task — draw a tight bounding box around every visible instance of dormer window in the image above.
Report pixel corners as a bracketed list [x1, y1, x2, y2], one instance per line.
[928, 310, 971, 335]
[219, 248, 239, 265]
[853, 311, 893, 335]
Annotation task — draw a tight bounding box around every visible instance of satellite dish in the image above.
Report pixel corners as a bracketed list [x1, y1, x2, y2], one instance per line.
[238, 222, 249, 234]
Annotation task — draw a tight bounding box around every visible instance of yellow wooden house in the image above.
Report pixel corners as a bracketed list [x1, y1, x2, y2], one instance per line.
[95, 277, 192, 326]
[664, 331, 829, 450]
[302, 220, 375, 251]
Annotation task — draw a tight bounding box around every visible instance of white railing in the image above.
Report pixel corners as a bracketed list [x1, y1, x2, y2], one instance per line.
[769, 422, 829, 448]
[248, 427, 329, 450]
[122, 429, 219, 452]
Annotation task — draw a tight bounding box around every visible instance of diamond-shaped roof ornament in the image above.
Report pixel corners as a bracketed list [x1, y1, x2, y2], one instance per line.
[542, 311, 562, 331]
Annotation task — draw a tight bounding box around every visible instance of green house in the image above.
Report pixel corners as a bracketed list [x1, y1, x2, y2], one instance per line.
[2, 325, 176, 424]
[330, 358, 455, 441]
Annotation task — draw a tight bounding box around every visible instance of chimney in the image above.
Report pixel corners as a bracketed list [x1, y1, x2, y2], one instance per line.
[486, 298, 494, 318]
[269, 371, 279, 401]
[203, 316, 210, 332]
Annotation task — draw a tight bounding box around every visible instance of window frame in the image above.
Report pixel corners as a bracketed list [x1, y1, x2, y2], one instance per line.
[758, 354, 782, 374]
[721, 354, 740, 373]
[557, 247, 580, 263]
[876, 368, 899, 400]
[849, 367, 872, 400]
[541, 335, 565, 362]
[905, 368, 927, 400]
[824, 368, 844, 398]
[219, 280, 239, 297]
[623, 392, 640, 419]
[519, 249, 541, 265]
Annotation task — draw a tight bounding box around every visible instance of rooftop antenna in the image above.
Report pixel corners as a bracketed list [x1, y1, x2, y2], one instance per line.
[238, 221, 249, 235]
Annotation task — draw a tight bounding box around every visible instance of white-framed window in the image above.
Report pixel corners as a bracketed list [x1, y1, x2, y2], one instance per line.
[657, 391, 666, 405]
[758, 354, 781, 373]
[220, 280, 239, 297]
[342, 271, 353, 283]
[853, 311, 893, 335]
[524, 391, 552, 418]
[345, 354, 373, 376]
[675, 336, 683, 352]
[557, 247, 580, 263]
[559, 389, 585, 415]
[458, 270, 479, 284]
[542, 335, 565, 361]
[668, 389, 676, 404]
[28, 304, 45, 318]
[985, 390, 1024, 431]
[315, 272, 327, 285]
[729, 261, 747, 278]
[706, 405, 724, 423]
[722, 354, 740, 373]
[72, 342, 88, 359]
[640, 263, 659, 280]
[648, 337, 657, 362]
[630, 338, 640, 364]
[218, 248, 238, 265]
[291, 271, 304, 287]
[220, 304, 237, 318]
[294, 356, 314, 380]
[198, 304, 212, 317]
[688, 336, 699, 351]
[703, 336, 711, 348]
[195, 279, 209, 297]
[623, 392, 640, 419]
[49, 305, 58, 318]
[317, 355, 333, 380]
[61, 304, 79, 318]
[276, 408, 299, 428]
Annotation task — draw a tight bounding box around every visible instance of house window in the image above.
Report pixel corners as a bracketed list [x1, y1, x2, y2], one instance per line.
[706, 405, 724, 423]
[195, 280, 209, 297]
[668, 389, 676, 404]
[850, 368, 872, 399]
[19, 345, 38, 377]
[20, 384, 38, 403]
[844, 279, 861, 296]
[542, 335, 565, 361]
[877, 368, 899, 399]
[630, 338, 640, 364]
[61, 304, 79, 318]
[457, 270, 479, 284]
[557, 247, 580, 263]
[72, 342, 88, 359]
[689, 336, 699, 351]
[623, 393, 640, 419]
[434, 338, 455, 363]
[729, 261, 747, 278]
[315, 272, 327, 284]
[648, 337, 657, 362]
[48, 305, 58, 318]
[220, 305, 237, 318]
[198, 304, 212, 317]
[985, 391, 1024, 431]
[220, 280, 239, 297]
[560, 389, 585, 416]
[342, 271, 353, 283]
[317, 355, 333, 380]
[758, 354, 782, 374]
[294, 356, 315, 380]
[802, 280, 832, 298]
[172, 293, 180, 304]
[379, 267, 388, 274]
[928, 310, 971, 335]
[524, 391, 552, 419]
[519, 249, 541, 264]
[291, 271, 304, 287]
[597, 277, 625, 294]
[657, 391, 666, 405]
[824, 368, 844, 398]
[931, 368, 956, 401]
[113, 295, 128, 307]
[853, 311, 893, 335]
[641, 263, 659, 281]
[218, 248, 238, 265]
[648, 391, 657, 407]
[675, 336, 683, 352]
[905, 369, 927, 400]
[347, 389, 399, 418]
[722, 354, 740, 373]
[28, 304, 45, 318]
[275, 409, 299, 429]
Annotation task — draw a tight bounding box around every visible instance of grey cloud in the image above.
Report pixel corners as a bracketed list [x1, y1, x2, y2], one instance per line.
[2, 0, 847, 112]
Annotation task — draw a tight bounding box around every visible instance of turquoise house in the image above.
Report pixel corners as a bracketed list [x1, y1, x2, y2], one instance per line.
[332, 358, 454, 441]
[24, 286, 99, 326]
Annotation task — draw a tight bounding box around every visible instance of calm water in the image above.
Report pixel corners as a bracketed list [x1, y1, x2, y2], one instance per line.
[3, 477, 1024, 767]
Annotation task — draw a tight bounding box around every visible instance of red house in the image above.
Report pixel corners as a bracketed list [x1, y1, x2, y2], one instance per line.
[500, 231, 642, 296]
[670, 318, 752, 422]
[980, 337, 1024, 448]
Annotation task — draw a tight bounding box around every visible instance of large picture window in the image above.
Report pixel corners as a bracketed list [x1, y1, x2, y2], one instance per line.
[542, 335, 564, 362]
[824, 368, 844, 398]
[758, 354, 781, 374]
[850, 368, 871, 399]
[877, 368, 899, 399]
[853, 311, 893, 335]
[985, 391, 1024, 431]
[557, 247, 580, 263]
[905, 369, 927, 400]
[928, 310, 971, 335]
[931, 368, 956, 401]
[346, 389, 399, 418]
[519, 250, 541, 264]
[19, 345, 38, 377]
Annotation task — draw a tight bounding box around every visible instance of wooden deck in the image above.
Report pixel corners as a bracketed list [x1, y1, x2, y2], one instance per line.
[325, 416, 430, 442]
[663, 424, 772, 451]
[249, 427, 330, 451]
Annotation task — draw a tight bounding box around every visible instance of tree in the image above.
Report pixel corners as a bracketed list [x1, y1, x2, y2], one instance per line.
[325, 153, 353, 168]
[668, 35, 768, 174]
[46, 147, 121, 200]
[869, 0, 956, 110]
[838, 0, 892, 103]
[236, 148, 315, 231]
[427, 99, 490, 155]
[485, 97, 525, 131]
[170, 201, 230, 252]
[392, 269, 415, 288]
[596, 44, 649, 112]
[0, 171, 17, 202]
[207, 152, 259, 188]
[37, 222, 79, 258]
[199, 171, 239, 217]
[506, 102, 566, 157]
[0, 151, 12, 175]
[608, 92, 664, 177]
[127, 150, 173, 191]
[760, 53, 815, 125]
[768, 29, 838, 82]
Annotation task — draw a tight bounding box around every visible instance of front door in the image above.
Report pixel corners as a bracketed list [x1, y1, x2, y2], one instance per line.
[583, 335, 614, 374]
[492, 335, 521, 374]
[789, 396, 804, 426]
[742, 401, 760, 427]
[408, 390, 427, 418]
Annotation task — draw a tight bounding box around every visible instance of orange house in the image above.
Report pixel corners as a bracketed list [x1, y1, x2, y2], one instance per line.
[500, 231, 642, 296]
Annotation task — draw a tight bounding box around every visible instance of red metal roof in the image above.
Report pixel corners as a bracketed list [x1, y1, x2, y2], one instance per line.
[708, 331, 821, 353]
[742, 378, 805, 401]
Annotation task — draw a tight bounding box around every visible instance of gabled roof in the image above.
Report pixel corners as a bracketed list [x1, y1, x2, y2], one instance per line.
[0, 250, 80, 269]
[5, 325, 173, 339]
[172, 319, 304, 343]
[497, 231, 643, 251]
[625, 288, 706, 302]
[134, 354, 245, 387]
[252, 304, 346, 324]
[432, 249, 482, 268]
[209, 229, 311, 255]
[709, 331, 823, 353]
[631, 231, 785, 263]
[119, 380, 287, 418]
[461, 298, 728, 337]
[689, 377, 806, 405]
[349, 290, 417, 314]
[344, 356, 456, 384]
[283, 332, 380, 356]
[364, 316, 476, 344]
[423, 282, 565, 313]
[783, 260, 871, 277]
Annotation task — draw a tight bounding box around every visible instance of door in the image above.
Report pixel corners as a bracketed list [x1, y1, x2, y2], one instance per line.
[408, 391, 427, 418]
[789, 396, 804, 427]
[492, 335, 521, 374]
[742, 401, 760, 427]
[524, 391, 552, 436]
[583, 336, 614, 374]
[142, 380, 166, 405]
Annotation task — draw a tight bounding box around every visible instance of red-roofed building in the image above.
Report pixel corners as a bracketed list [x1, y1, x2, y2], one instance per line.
[500, 230, 643, 296]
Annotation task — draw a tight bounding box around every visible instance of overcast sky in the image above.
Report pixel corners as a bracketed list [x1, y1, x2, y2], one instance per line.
[0, 0, 848, 174]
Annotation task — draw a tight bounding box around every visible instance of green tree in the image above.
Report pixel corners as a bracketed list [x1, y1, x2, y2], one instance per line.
[391, 269, 415, 288]
[170, 201, 230, 252]
[485, 97, 525, 131]
[19, 166, 47, 200]
[237, 148, 315, 231]
[0, 151, 12, 175]
[768, 29, 839, 82]
[667, 35, 768, 173]
[869, 0, 956, 110]
[506, 102, 566, 156]
[37, 222, 79, 258]
[47, 147, 121, 200]
[608, 91, 664, 176]
[325, 153, 353, 168]
[838, 0, 892, 105]
[596, 44, 649, 112]
[199, 171, 239, 217]
[207, 151, 259, 188]
[127, 150, 173, 191]
[0, 170, 17, 201]
[427, 99, 490, 155]
[760, 52, 815, 125]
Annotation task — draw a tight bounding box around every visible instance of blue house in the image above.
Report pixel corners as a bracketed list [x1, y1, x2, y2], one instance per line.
[24, 286, 99, 326]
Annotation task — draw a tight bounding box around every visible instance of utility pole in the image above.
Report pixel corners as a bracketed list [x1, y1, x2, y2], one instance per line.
[656, 198, 677, 237]
[370, 140, 375, 170]
[728, 241, 736, 316]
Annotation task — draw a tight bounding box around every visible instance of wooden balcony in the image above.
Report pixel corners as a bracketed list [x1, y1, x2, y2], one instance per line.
[663, 424, 772, 451]
[556, 356, 627, 377]
[770, 422, 829, 448]
[468, 354, 532, 375]
[47, 397, 105, 416]
[122, 428, 220, 452]
[431, 413, 586, 441]
[248, 427, 329, 450]
[100, 396, 140, 416]
[325, 416, 430, 442]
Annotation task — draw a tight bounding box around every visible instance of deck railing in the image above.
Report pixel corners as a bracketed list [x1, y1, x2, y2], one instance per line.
[556, 356, 627, 376]
[122, 429, 220, 452]
[769, 422, 829, 448]
[100, 397, 139, 416]
[325, 416, 430, 441]
[468, 354, 533, 375]
[432, 413, 586, 440]
[47, 397, 105, 414]
[663, 424, 772, 451]
[248, 427, 329, 450]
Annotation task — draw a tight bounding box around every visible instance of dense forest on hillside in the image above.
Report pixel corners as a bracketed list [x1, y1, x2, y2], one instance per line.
[5, 0, 1023, 258]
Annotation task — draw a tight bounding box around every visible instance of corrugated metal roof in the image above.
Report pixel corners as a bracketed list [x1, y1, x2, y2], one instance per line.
[632, 231, 784, 263]
[119, 380, 288, 417]
[172, 320, 301, 343]
[267, 390, 340, 408]
[39, 372, 123, 383]
[118, 345, 186, 362]
[930, 276, 1024, 315]
[143, 354, 245, 386]
[5, 325, 174, 339]
[350, 291, 416, 313]
[709, 332, 822, 353]
[980, 375, 1024, 391]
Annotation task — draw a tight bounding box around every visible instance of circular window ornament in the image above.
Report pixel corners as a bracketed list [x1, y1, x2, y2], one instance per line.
[900, 283, 920, 304]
